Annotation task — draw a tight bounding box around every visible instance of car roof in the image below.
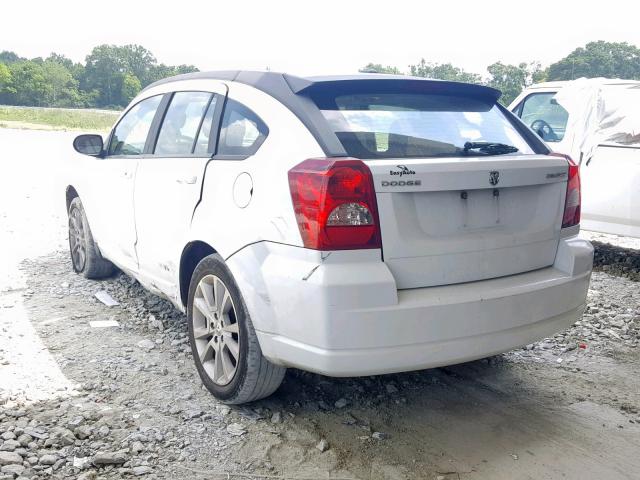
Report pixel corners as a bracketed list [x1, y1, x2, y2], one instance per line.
[143, 70, 501, 100]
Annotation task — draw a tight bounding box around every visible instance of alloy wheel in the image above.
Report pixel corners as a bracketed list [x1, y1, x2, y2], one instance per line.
[69, 207, 86, 272]
[192, 274, 241, 386]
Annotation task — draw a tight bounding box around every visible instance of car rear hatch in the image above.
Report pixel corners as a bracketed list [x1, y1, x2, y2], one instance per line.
[306, 76, 568, 289]
[366, 155, 567, 288]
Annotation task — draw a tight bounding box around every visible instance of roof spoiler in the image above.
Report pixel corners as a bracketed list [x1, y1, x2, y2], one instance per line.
[284, 74, 501, 102]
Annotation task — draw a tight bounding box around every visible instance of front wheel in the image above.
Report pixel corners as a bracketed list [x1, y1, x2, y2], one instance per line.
[187, 254, 286, 404]
[68, 197, 116, 279]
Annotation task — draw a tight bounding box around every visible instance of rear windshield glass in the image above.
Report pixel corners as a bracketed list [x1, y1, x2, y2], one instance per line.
[317, 93, 534, 159]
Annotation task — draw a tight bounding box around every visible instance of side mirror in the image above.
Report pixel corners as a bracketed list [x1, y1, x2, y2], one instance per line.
[73, 134, 104, 156]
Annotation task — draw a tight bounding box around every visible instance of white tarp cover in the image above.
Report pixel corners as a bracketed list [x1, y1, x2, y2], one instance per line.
[553, 78, 640, 161]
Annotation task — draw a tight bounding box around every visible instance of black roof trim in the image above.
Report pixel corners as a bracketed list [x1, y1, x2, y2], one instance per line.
[141, 71, 504, 156]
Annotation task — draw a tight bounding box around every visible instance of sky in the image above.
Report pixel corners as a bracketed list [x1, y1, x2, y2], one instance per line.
[2, 0, 640, 77]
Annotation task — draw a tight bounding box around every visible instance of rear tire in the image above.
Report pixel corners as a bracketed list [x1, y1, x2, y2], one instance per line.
[187, 254, 286, 404]
[68, 197, 116, 279]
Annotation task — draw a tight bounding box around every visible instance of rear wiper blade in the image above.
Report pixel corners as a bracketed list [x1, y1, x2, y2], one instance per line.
[463, 141, 519, 155]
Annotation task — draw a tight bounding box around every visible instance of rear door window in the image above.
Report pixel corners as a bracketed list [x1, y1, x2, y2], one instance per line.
[193, 98, 218, 155]
[154, 91, 213, 156]
[517, 92, 569, 142]
[217, 99, 268, 156]
[315, 93, 533, 159]
[108, 95, 162, 156]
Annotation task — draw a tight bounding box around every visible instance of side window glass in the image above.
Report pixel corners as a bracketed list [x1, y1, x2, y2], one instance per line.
[520, 93, 569, 142]
[193, 97, 218, 155]
[108, 95, 162, 156]
[217, 99, 268, 156]
[155, 91, 212, 156]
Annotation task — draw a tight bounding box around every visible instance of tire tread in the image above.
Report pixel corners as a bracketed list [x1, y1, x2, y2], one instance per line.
[188, 254, 285, 404]
[69, 197, 116, 279]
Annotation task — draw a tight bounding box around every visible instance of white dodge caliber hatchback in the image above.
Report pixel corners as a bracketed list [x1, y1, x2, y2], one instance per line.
[67, 71, 593, 404]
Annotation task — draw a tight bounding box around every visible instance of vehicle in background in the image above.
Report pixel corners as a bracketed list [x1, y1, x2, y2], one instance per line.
[66, 72, 593, 403]
[509, 79, 640, 238]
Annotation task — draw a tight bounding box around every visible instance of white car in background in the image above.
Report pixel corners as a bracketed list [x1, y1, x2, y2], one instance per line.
[66, 72, 593, 404]
[509, 79, 640, 238]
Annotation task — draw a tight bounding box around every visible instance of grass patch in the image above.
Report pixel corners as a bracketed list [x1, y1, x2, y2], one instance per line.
[0, 105, 120, 131]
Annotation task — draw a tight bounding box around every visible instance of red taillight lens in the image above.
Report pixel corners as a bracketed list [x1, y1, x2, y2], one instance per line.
[288, 158, 382, 250]
[563, 161, 581, 228]
[550, 153, 581, 228]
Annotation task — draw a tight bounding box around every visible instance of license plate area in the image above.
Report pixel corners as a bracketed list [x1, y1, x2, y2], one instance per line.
[459, 188, 502, 230]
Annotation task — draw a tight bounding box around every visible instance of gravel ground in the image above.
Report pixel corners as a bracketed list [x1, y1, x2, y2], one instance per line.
[1, 129, 639, 479]
[583, 231, 640, 282]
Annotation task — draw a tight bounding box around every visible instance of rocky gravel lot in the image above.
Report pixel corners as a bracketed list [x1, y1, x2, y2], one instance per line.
[1, 129, 639, 479]
[1, 244, 639, 480]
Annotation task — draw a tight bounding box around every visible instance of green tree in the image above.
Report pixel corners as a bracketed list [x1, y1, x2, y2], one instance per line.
[0, 62, 15, 104]
[547, 41, 640, 80]
[486, 61, 545, 105]
[0, 51, 22, 64]
[146, 63, 199, 86]
[0, 45, 202, 108]
[47, 54, 85, 83]
[359, 63, 402, 74]
[0, 62, 12, 91]
[531, 63, 547, 84]
[41, 60, 81, 106]
[7, 61, 49, 106]
[84, 45, 130, 107]
[83, 44, 198, 106]
[173, 64, 199, 75]
[121, 73, 141, 104]
[46, 53, 74, 70]
[78, 89, 101, 108]
[119, 44, 156, 86]
[409, 59, 481, 83]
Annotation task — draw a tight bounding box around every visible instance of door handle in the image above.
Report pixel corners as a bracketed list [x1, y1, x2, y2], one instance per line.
[123, 171, 133, 179]
[176, 176, 197, 185]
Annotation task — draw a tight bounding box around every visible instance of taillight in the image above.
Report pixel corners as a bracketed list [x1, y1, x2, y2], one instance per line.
[288, 158, 381, 250]
[550, 153, 581, 228]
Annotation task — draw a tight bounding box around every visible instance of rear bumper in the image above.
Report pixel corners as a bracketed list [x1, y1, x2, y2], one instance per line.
[227, 236, 593, 377]
[258, 305, 584, 376]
